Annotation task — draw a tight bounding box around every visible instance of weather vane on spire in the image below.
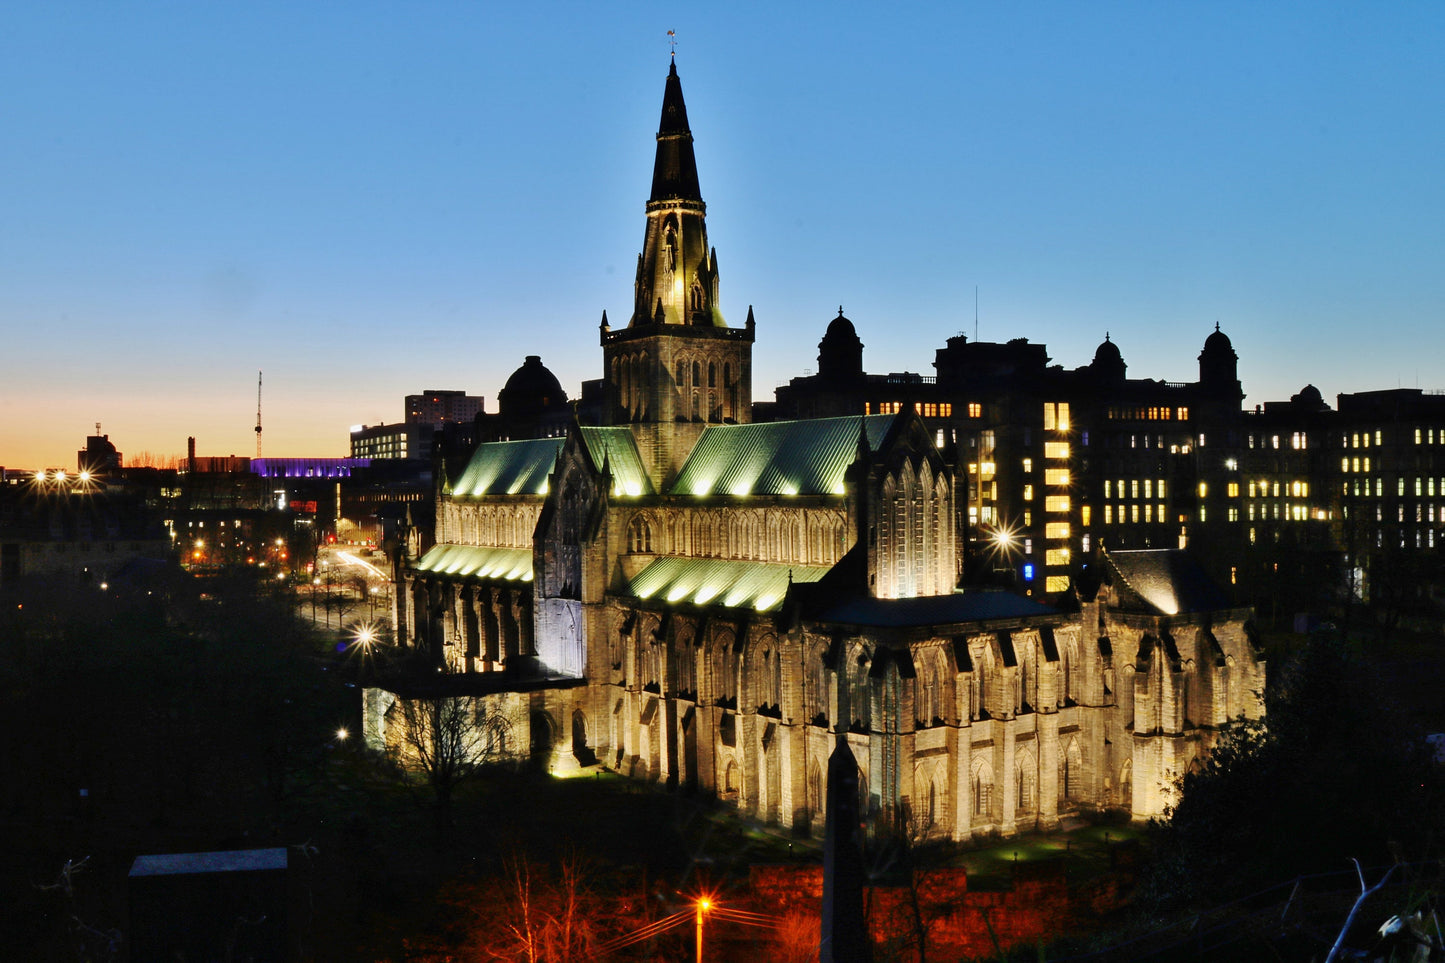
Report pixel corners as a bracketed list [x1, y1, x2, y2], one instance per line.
[667, 29, 677, 57]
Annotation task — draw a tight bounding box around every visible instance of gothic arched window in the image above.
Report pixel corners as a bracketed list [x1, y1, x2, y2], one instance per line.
[628, 515, 652, 553]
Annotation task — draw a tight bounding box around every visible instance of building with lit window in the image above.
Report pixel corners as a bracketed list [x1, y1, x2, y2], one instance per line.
[350, 422, 433, 461]
[775, 319, 1248, 599]
[406, 389, 484, 426]
[366, 59, 1264, 841]
[1335, 388, 1445, 609]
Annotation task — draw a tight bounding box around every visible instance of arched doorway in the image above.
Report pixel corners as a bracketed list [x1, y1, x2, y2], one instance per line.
[530, 710, 554, 770]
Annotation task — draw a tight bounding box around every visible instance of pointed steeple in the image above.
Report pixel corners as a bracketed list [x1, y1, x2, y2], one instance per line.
[628, 61, 722, 329]
[650, 60, 702, 203]
[600, 58, 755, 484]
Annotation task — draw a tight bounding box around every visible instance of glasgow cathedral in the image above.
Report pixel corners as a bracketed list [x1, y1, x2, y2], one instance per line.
[365, 57, 1445, 839]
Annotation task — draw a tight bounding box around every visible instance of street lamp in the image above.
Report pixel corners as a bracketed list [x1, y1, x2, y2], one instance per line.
[695, 896, 711, 963]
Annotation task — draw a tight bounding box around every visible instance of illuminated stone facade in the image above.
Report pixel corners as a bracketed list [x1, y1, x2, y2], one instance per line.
[370, 60, 1265, 839]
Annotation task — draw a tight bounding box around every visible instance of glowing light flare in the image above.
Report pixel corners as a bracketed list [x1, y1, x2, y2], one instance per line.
[753, 594, 776, 611]
[723, 588, 750, 607]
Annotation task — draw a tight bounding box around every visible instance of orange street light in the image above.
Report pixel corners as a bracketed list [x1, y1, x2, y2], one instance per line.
[695, 895, 713, 963]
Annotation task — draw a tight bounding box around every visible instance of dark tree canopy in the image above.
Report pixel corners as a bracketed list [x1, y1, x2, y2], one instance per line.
[1147, 635, 1445, 907]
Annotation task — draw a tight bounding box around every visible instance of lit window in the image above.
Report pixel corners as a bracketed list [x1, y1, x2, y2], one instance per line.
[968, 403, 982, 418]
[1022, 458, 1033, 473]
[1080, 505, 1091, 526]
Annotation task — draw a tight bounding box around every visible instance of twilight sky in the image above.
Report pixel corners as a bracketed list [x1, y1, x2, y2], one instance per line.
[3, 3, 1443, 470]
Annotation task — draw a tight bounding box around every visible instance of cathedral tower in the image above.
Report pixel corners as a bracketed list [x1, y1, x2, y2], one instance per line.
[601, 59, 754, 487]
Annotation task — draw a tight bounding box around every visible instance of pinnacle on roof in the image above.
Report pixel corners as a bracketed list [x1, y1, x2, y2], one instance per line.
[650, 60, 702, 203]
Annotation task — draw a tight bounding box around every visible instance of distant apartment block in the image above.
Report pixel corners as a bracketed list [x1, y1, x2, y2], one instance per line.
[350, 422, 434, 461]
[406, 389, 483, 426]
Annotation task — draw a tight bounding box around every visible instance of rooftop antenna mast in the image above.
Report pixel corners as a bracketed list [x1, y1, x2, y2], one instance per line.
[255, 371, 263, 458]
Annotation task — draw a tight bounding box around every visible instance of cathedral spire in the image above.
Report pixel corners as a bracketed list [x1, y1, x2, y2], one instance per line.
[601, 59, 754, 485]
[650, 59, 701, 202]
[629, 61, 722, 328]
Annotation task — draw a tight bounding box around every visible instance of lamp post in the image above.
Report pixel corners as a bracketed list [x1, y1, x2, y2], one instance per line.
[695, 897, 710, 963]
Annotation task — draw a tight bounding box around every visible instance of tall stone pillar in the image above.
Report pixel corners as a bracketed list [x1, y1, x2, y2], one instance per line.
[1037, 710, 1061, 830]
[1000, 720, 1017, 835]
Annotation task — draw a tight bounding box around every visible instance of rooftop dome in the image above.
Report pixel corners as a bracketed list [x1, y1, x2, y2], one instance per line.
[1202, 323, 1234, 355]
[824, 309, 858, 342]
[1291, 384, 1327, 410]
[1091, 333, 1126, 380]
[817, 306, 864, 380]
[499, 355, 567, 415]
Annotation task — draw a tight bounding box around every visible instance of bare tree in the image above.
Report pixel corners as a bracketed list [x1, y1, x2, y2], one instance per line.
[443, 851, 605, 963]
[388, 694, 512, 830]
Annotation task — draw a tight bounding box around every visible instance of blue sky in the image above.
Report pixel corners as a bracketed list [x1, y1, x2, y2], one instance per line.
[3, 3, 1443, 468]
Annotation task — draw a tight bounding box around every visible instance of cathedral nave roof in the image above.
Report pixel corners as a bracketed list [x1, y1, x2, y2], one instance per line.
[450, 427, 653, 498]
[624, 555, 829, 612]
[413, 544, 533, 582]
[669, 414, 897, 498]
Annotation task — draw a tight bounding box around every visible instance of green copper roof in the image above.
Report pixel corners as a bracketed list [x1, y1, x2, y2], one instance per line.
[413, 544, 533, 581]
[451, 438, 563, 497]
[668, 414, 896, 497]
[626, 556, 829, 612]
[579, 426, 654, 496]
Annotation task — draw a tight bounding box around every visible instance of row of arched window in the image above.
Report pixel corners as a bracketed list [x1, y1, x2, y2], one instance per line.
[611, 351, 651, 421]
[626, 509, 847, 566]
[876, 460, 952, 598]
[448, 503, 540, 549]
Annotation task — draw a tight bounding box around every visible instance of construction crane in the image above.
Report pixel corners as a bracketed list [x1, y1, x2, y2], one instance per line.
[255, 371, 263, 458]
